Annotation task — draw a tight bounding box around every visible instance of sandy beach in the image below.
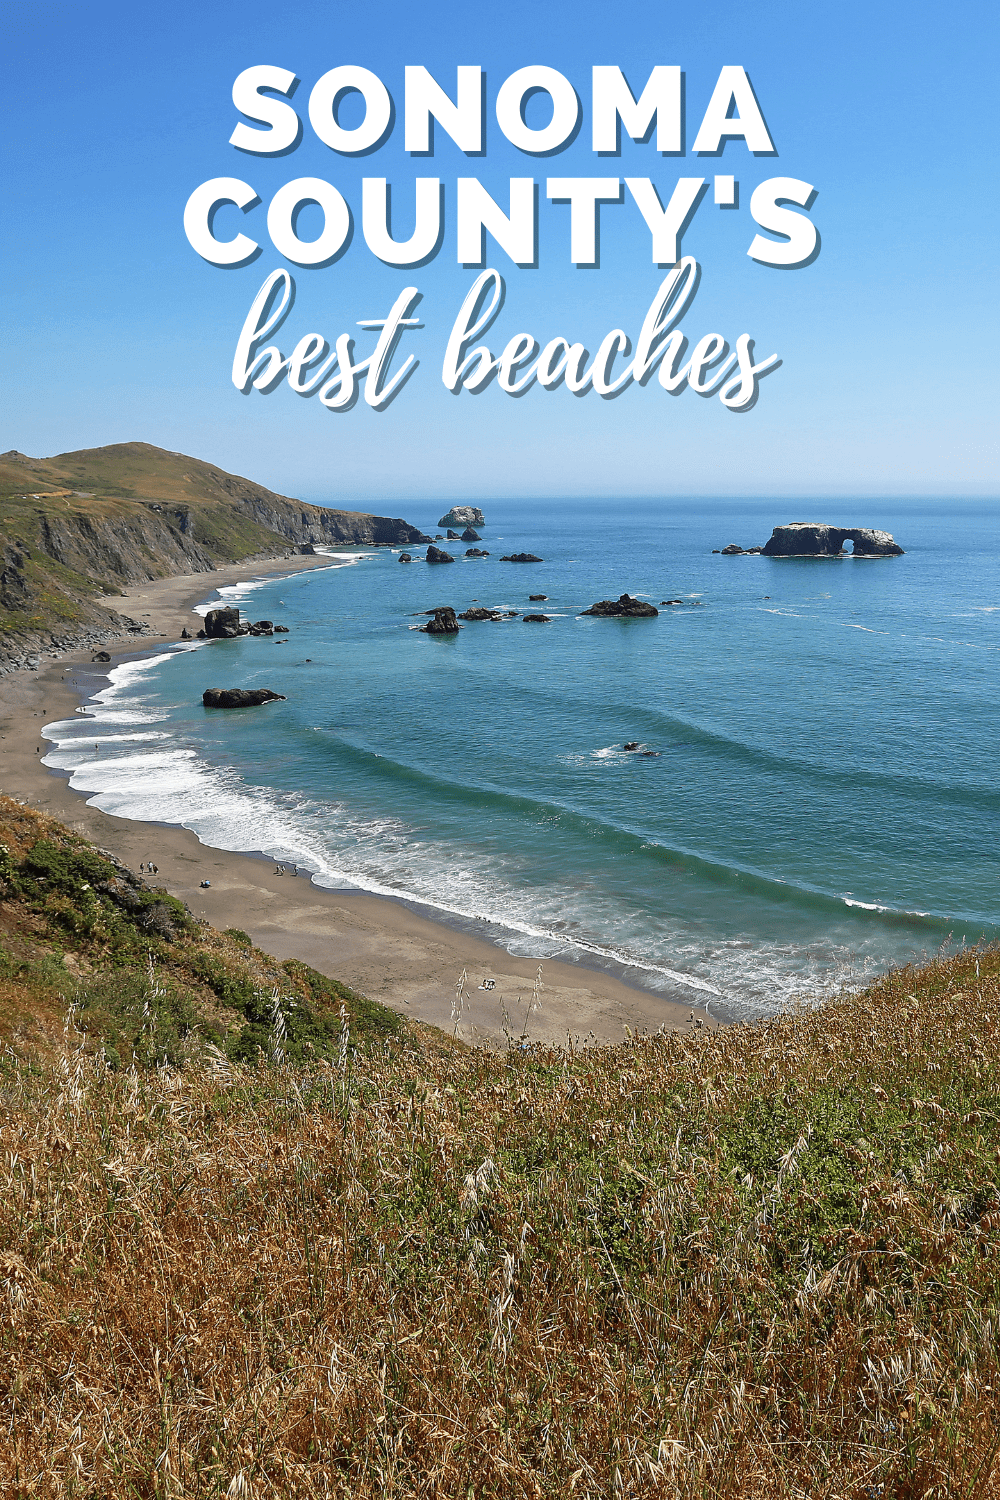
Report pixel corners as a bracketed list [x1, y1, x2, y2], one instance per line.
[0, 555, 714, 1045]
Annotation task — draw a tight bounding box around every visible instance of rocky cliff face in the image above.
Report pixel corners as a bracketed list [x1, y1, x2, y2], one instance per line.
[760, 524, 904, 557]
[232, 494, 429, 547]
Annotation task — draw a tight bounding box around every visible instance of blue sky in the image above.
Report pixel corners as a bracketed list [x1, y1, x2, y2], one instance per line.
[2, 0, 996, 503]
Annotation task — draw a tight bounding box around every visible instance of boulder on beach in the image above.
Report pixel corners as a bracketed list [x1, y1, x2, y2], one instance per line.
[439, 506, 486, 528]
[461, 528, 481, 542]
[204, 607, 240, 638]
[580, 594, 659, 618]
[180, 627, 192, 639]
[427, 546, 455, 564]
[202, 688, 287, 708]
[500, 553, 543, 563]
[92, 651, 111, 662]
[421, 607, 460, 634]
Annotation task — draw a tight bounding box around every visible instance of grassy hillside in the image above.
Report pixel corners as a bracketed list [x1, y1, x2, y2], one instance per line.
[0, 443, 426, 643]
[0, 793, 998, 1496]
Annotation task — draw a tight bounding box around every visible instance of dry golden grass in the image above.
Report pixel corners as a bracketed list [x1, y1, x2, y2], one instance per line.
[1, 939, 999, 1497]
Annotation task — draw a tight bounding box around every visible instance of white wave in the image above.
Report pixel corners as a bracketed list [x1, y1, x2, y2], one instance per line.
[844, 897, 929, 916]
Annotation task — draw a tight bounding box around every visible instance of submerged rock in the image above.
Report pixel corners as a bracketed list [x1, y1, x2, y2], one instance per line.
[439, 506, 486, 528]
[580, 594, 659, 618]
[760, 523, 905, 557]
[421, 607, 460, 634]
[427, 545, 455, 564]
[202, 687, 287, 708]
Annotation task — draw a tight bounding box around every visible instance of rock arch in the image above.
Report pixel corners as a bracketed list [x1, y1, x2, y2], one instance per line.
[760, 523, 903, 557]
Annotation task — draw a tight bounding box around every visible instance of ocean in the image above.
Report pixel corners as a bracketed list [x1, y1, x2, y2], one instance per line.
[41, 497, 999, 1023]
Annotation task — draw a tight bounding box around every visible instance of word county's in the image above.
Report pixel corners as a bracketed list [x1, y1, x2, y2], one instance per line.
[185, 65, 818, 271]
[234, 258, 779, 413]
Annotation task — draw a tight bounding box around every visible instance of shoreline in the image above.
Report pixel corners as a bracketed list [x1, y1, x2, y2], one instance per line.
[0, 555, 716, 1045]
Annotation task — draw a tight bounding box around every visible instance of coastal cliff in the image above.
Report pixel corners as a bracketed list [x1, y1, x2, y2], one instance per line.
[0, 442, 428, 644]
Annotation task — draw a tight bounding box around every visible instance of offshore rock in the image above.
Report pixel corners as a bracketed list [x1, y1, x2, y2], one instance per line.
[248, 620, 274, 636]
[760, 523, 905, 557]
[426, 546, 455, 564]
[398, 552, 412, 563]
[529, 594, 547, 601]
[500, 553, 543, 563]
[581, 594, 659, 618]
[439, 506, 486, 528]
[465, 547, 489, 557]
[202, 687, 287, 708]
[421, 607, 460, 634]
[204, 607, 240, 638]
[458, 607, 503, 621]
[273, 624, 289, 632]
[462, 528, 481, 542]
[447, 529, 461, 539]
[523, 614, 551, 623]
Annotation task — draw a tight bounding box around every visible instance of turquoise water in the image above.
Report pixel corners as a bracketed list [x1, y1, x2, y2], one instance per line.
[43, 498, 1000, 1021]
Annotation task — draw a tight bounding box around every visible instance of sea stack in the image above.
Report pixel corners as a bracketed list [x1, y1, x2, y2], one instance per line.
[580, 594, 659, 617]
[439, 506, 485, 528]
[760, 524, 904, 557]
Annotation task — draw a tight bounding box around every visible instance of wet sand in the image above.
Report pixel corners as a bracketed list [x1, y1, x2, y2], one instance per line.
[0, 556, 715, 1046]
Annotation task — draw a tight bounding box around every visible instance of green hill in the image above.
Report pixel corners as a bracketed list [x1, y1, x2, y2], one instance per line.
[0, 442, 428, 641]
